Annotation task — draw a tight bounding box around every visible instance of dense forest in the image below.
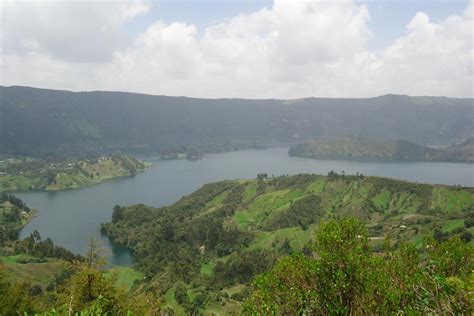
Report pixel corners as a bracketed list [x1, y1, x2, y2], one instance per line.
[0, 155, 146, 192]
[1, 86, 473, 156]
[289, 137, 474, 162]
[100, 173, 474, 313]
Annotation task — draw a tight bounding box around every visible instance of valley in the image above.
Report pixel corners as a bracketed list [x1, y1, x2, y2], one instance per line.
[2, 0, 473, 312]
[1, 146, 472, 314]
[1, 89, 473, 314]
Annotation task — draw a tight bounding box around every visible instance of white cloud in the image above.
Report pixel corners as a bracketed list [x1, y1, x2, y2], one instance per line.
[1, 0, 472, 98]
[1, 0, 150, 62]
[373, 3, 474, 97]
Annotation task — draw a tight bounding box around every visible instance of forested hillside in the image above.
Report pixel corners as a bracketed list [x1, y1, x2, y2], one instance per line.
[289, 137, 474, 162]
[1, 86, 473, 156]
[0, 193, 34, 243]
[102, 173, 474, 313]
[0, 194, 145, 314]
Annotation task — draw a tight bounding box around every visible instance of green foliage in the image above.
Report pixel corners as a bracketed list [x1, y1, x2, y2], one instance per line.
[460, 231, 472, 242]
[100, 174, 474, 313]
[0, 156, 146, 192]
[0, 194, 33, 243]
[0, 263, 34, 315]
[1, 235, 157, 315]
[12, 231, 82, 262]
[1, 173, 473, 314]
[426, 236, 473, 277]
[213, 249, 277, 287]
[242, 254, 318, 315]
[464, 216, 474, 228]
[244, 219, 474, 315]
[55, 238, 140, 314]
[264, 194, 323, 230]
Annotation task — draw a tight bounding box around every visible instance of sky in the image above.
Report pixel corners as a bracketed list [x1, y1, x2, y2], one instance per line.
[1, 0, 473, 98]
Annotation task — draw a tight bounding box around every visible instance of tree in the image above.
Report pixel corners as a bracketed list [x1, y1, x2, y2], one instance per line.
[433, 228, 445, 242]
[57, 238, 128, 313]
[111, 205, 123, 222]
[312, 218, 371, 314]
[175, 284, 189, 305]
[279, 238, 292, 255]
[0, 262, 33, 314]
[464, 217, 474, 228]
[244, 219, 473, 315]
[460, 231, 472, 242]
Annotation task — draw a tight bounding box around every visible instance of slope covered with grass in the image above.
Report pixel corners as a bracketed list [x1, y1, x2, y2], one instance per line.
[102, 173, 474, 313]
[0, 156, 146, 192]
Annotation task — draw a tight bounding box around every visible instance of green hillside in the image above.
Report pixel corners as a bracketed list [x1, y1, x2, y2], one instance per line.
[102, 173, 474, 313]
[0, 155, 147, 192]
[0, 194, 35, 243]
[289, 137, 474, 162]
[1, 174, 472, 314]
[2, 86, 473, 156]
[0, 194, 146, 314]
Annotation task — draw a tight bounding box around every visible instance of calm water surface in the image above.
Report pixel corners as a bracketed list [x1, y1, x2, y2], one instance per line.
[17, 147, 474, 265]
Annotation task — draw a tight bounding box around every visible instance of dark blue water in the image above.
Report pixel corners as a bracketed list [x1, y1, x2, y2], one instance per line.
[16, 147, 474, 265]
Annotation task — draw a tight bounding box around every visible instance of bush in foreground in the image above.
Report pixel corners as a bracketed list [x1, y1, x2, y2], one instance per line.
[243, 218, 473, 315]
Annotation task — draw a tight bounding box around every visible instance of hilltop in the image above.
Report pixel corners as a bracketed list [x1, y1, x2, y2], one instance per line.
[1, 86, 473, 156]
[289, 137, 474, 162]
[102, 173, 474, 313]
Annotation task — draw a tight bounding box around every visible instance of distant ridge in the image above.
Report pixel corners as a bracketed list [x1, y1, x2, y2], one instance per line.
[2, 85, 473, 101]
[289, 137, 474, 163]
[1, 86, 473, 156]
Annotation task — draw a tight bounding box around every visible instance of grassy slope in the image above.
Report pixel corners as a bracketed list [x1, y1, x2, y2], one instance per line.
[0, 254, 68, 286]
[0, 156, 146, 192]
[105, 266, 144, 292]
[1, 255, 143, 297]
[103, 174, 474, 313]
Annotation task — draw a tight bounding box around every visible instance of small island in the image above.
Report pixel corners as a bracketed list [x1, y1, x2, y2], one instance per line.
[158, 142, 267, 160]
[289, 137, 474, 163]
[0, 155, 147, 192]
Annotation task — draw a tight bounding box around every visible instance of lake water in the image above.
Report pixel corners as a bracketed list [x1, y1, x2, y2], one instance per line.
[16, 147, 474, 265]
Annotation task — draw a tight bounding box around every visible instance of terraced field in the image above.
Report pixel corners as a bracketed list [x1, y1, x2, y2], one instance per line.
[102, 173, 474, 313]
